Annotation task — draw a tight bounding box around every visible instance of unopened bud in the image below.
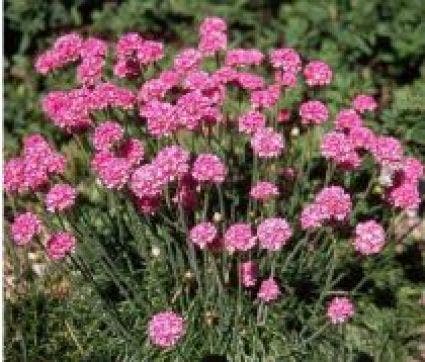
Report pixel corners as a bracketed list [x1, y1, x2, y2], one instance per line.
[290, 127, 300, 137]
[213, 212, 223, 223]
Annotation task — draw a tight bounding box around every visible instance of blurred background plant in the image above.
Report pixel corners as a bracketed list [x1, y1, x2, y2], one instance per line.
[4, 0, 425, 361]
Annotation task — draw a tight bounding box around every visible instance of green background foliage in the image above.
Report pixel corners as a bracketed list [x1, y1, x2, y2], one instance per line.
[4, 1, 425, 361]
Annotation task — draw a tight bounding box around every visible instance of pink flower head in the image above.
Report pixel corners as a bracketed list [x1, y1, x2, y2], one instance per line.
[117, 138, 144, 166]
[153, 145, 190, 182]
[401, 157, 424, 181]
[348, 126, 377, 151]
[80, 37, 108, 59]
[386, 181, 421, 211]
[372, 136, 403, 167]
[225, 49, 264, 67]
[35, 33, 82, 74]
[235, 72, 265, 91]
[315, 186, 352, 222]
[238, 110, 266, 135]
[77, 56, 105, 86]
[300, 204, 324, 230]
[321, 131, 361, 170]
[173, 48, 203, 74]
[140, 100, 178, 138]
[46, 232, 76, 260]
[199, 17, 227, 35]
[130, 163, 168, 198]
[257, 218, 292, 251]
[274, 70, 298, 88]
[138, 40, 164, 65]
[250, 84, 281, 109]
[258, 278, 281, 302]
[354, 220, 385, 255]
[199, 17, 227, 56]
[269, 48, 301, 73]
[45, 184, 77, 213]
[148, 311, 185, 348]
[224, 223, 256, 252]
[251, 127, 284, 158]
[10, 212, 42, 246]
[299, 100, 329, 125]
[352, 94, 377, 113]
[327, 297, 355, 324]
[4, 157, 26, 194]
[191, 154, 227, 184]
[239, 261, 258, 287]
[249, 181, 279, 201]
[303, 60, 332, 87]
[189, 222, 217, 249]
[91, 151, 132, 189]
[116, 32, 144, 58]
[92, 121, 124, 151]
[334, 109, 363, 131]
[212, 66, 239, 84]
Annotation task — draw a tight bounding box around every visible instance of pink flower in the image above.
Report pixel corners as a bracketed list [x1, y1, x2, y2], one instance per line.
[225, 49, 264, 67]
[386, 181, 421, 211]
[251, 127, 284, 158]
[153, 146, 190, 182]
[327, 297, 355, 324]
[140, 100, 178, 137]
[35, 33, 82, 74]
[117, 138, 144, 166]
[250, 84, 281, 109]
[348, 126, 377, 151]
[300, 204, 324, 230]
[372, 136, 403, 167]
[239, 261, 259, 287]
[199, 17, 227, 56]
[303, 60, 332, 86]
[130, 163, 168, 198]
[80, 37, 108, 59]
[269, 48, 301, 73]
[10, 212, 42, 246]
[189, 222, 217, 249]
[77, 56, 105, 86]
[138, 40, 164, 65]
[258, 278, 281, 302]
[321, 131, 361, 170]
[224, 223, 256, 252]
[46, 232, 76, 260]
[173, 48, 203, 74]
[401, 157, 424, 181]
[315, 186, 352, 222]
[274, 70, 297, 88]
[235, 72, 265, 90]
[212, 66, 238, 84]
[334, 109, 363, 131]
[92, 121, 124, 151]
[4, 157, 26, 194]
[45, 184, 77, 213]
[301, 186, 352, 229]
[238, 110, 266, 135]
[191, 154, 227, 184]
[91, 152, 132, 189]
[299, 100, 329, 125]
[148, 311, 185, 348]
[354, 220, 385, 255]
[257, 218, 292, 251]
[249, 181, 279, 201]
[352, 94, 377, 113]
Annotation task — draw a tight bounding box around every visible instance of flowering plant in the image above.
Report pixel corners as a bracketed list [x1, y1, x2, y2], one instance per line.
[5, 16, 424, 359]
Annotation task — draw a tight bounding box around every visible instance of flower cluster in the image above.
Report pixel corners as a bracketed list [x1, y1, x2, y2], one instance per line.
[6, 16, 425, 351]
[4, 134, 66, 194]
